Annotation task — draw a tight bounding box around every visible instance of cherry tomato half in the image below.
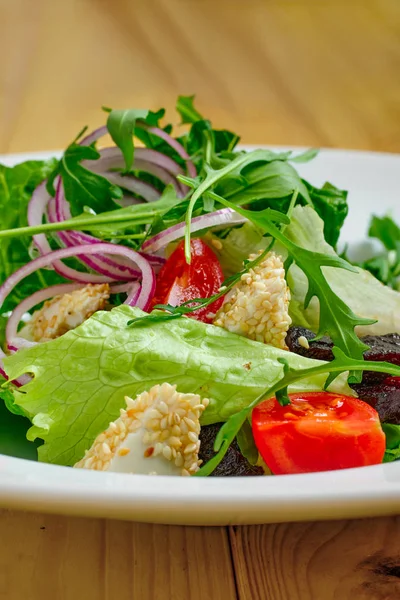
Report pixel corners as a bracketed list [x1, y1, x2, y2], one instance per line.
[151, 239, 224, 323]
[252, 392, 385, 475]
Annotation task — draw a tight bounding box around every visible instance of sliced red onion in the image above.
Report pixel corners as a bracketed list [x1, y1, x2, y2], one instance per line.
[28, 182, 113, 283]
[139, 124, 197, 178]
[94, 147, 184, 175]
[99, 171, 160, 202]
[125, 281, 141, 305]
[80, 125, 108, 146]
[142, 208, 247, 253]
[0, 244, 155, 312]
[6, 283, 84, 350]
[51, 181, 141, 281]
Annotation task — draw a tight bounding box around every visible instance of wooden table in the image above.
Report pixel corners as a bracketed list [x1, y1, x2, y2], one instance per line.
[1, 1, 400, 598]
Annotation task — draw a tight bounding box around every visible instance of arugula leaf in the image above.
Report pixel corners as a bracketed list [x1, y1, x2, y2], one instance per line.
[0, 396, 39, 460]
[369, 215, 400, 251]
[47, 143, 123, 216]
[3, 305, 352, 466]
[382, 423, 400, 463]
[215, 159, 311, 210]
[179, 120, 240, 166]
[0, 159, 64, 311]
[302, 180, 348, 247]
[105, 108, 149, 170]
[182, 148, 294, 262]
[176, 95, 204, 124]
[289, 148, 319, 163]
[196, 347, 400, 476]
[348, 215, 400, 289]
[236, 420, 259, 466]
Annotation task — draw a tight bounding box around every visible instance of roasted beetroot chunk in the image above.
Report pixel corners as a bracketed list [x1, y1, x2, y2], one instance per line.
[285, 327, 400, 424]
[351, 377, 400, 425]
[199, 424, 264, 476]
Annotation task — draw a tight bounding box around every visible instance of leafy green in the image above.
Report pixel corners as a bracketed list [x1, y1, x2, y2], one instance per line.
[182, 148, 294, 262]
[382, 423, 400, 463]
[345, 215, 400, 289]
[214, 159, 311, 211]
[302, 180, 348, 247]
[236, 420, 259, 466]
[0, 397, 39, 460]
[47, 142, 123, 216]
[3, 305, 352, 466]
[0, 385, 26, 417]
[105, 108, 149, 170]
[369, 215, 400, 251]
[0, 159, 64, 311]
[285, 206, 400, 337]
[176, 95, 205, 124]
[289, 148, 319, 163]
[196, 347, 400, 476]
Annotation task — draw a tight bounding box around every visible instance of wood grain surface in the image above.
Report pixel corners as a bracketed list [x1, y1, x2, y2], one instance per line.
[0, 0, 400, 599]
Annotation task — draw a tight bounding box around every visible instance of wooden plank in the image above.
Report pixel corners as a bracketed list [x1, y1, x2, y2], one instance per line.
[1, 0, 399, 152]
[0, 510, 237, 600]
[229, 518, 400, 600]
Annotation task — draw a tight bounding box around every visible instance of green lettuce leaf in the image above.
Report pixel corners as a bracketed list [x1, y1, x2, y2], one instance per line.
[3, 305, 351, 467]
[285, 206, 400, 336]
[0, 159, 65, 311]
[382, 423, 400, 463]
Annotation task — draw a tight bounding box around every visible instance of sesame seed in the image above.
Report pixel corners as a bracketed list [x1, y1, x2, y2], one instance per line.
[162, 446, 172, 460]
[188, 431, 198, 443]
[298, 335, 310, 349]
[102, 443, 111, 455]
[118, 447, 130, 457]
[184, 443, 198, 454]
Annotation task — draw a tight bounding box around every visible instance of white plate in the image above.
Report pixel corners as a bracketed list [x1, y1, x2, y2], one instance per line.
[0, 148, 399, 526]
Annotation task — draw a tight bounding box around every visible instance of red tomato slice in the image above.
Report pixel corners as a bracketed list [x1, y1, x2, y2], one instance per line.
[151, 239, 224, 323]
[252, 392, 385, 475]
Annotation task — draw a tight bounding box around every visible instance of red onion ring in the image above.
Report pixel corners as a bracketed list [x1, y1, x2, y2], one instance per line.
[28, 182, 114, 283]
[142, 208, 247, 253]
[85, 147, 185, 196]
[6, 283, 84, 350]
[100, 171, 160, 202]
[50, 180, 142, 281]
[80, 125, 108, 146]
[0, 244, 155, 312]
[139, 124, 197, 178]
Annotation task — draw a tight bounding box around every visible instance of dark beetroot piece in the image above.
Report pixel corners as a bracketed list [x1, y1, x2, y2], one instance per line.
[351, 377, 400, 425]
[199, 424, 264, 476]
[285, 326, 400, 424]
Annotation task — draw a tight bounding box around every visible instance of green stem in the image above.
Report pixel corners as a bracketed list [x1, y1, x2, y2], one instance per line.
[0, 213, 155, 240]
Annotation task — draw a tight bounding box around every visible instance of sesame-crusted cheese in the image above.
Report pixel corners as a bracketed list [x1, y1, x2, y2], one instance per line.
[74, 383, 210, 476]
[213, 251, 291, 350]
[28, 283, 110, 342]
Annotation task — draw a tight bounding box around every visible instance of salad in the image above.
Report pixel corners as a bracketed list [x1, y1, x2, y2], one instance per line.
[0, 96, 400, 477]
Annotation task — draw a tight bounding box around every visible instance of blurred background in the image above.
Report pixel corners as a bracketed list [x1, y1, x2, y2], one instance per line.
[1, 0, 399, 153]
